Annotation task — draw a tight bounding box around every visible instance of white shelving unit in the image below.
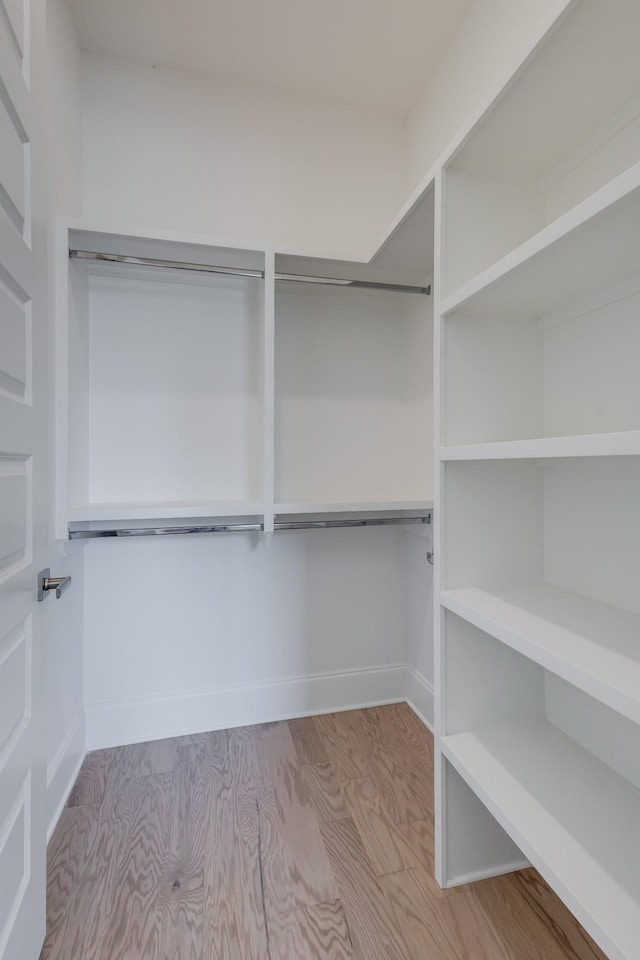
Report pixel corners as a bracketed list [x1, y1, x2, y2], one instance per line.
[55, 191, 434, 539]
[441, 167, 640, 451]
[435, 2, 640, 957]
[55, 227, 268, 538]
[443, 0, 640, 297]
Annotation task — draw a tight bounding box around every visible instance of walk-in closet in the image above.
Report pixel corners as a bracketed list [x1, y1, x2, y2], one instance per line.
[1, 0, 639, 957]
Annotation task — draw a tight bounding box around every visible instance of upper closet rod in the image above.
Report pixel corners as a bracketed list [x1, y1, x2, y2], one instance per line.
[68, 250, 429, 294]
[68, 514, 431, 540]
[275, 273, 431, 295]
[69, 250, 265, 280]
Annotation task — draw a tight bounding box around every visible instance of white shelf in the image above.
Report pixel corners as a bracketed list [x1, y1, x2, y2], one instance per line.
[442, 583, 640, 725]
[274, 498, 433, 516]
[441, 720, 640, 960]
[441, 431, 640, 461]
[68, 498, 434, 523]
[68, 501, 265, 522]
[441, 162, 640, 319]
[436, 2, 640, 949]
[67, 220, 266, 270]
[274, 184, 434, 287]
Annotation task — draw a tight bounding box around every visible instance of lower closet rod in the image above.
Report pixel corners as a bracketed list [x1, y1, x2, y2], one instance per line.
[69, 515, 431, 539]
[69, 523, 264, 539]
[275, 516, 431, 531]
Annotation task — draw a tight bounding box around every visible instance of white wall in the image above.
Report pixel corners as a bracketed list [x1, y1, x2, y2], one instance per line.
[45, 0, 83, 216]
[80, 3, 572, 246]
[406, 0, 567, 190]
[405, 532, 434, 729]
[83, 529, 408, 748]
[81, 54, 406, 255]
[44, 0, 85, 834]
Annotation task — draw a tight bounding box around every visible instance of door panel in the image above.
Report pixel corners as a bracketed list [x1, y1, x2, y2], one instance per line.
[0, 777, 31, 951]
[0, 96, 26, 231]
[0, 0, 25, 61]
[0, 622, 30, 756]
[0, 464, 28, 576]
[0, 284, 28, 399]
[0, 0, 47, 957]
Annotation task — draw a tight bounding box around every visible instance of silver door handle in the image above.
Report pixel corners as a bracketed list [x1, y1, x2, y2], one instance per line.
[37, 568, 72, 601]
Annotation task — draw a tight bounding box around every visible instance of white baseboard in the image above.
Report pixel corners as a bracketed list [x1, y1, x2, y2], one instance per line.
[85, 663, 407, 750]
[46, 716, 86, 842]
[447, 859, 530, 887]
[405, 666, 434, 732]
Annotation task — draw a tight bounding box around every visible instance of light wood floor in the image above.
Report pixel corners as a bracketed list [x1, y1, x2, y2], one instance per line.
[42, 705, 606, 959]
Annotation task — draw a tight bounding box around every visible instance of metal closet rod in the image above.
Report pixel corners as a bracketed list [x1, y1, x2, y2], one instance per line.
[69, 250, 264, 280]
[68, 514, 432, 540]
[275, 274, 430, 295]
[69, 250, 430, 294]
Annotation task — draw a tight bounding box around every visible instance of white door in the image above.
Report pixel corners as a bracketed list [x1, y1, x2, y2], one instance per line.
[0, 0, 49, 958]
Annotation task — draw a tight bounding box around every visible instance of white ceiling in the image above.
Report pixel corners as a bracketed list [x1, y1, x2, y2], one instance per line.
[68, 0, 472, 115]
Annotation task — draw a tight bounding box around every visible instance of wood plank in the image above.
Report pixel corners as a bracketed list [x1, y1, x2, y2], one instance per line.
[174, 731, 209, 746]
[109, 738, 180, 784]
[41, 776, 135, 959]
[394, 818, 435, 875]
[295, 900, 355, 959]
[98, 773, 174, 960]
[378, 868, 453, 959]
[185, 728, 229, 785]
[156, 746, 218, 959]
[320, 817, 409, 960]
[510, 869, 608, 960]
[300, 762, 349, 823]
[382, 868, 551, 959]
[66, 750, 113, 807]
[367, 703, 434, 778]
[391, 821, 470, 902]
[253, 755, 310, 958]
[219, 728, 327, 958]
[368, 703, 433, 756]
[41, 806, 98, 958]
[471, 871, 605, 960]
[346, 710, 432, 823]
[256, 721, 338, 906]
[362, 704, 433, 823]
[371, 749, 433, 824]
[416, 870, 516, 960]
[204, 726, 269, 960]
[341, 778, 417, 876]
[313, 712, 369, 781]
[288, 717, 329, 765]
